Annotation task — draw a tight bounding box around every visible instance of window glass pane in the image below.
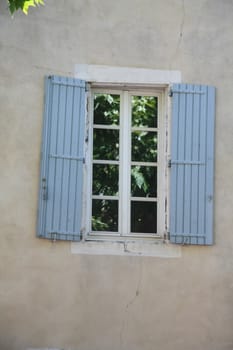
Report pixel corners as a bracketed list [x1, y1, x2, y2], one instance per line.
[131, 166, 157, 197]
[92, 199, 118, 232]
[93, 164, 119, 196]
[94, 94, 120, 125]
[131, 201, 157, 233]
[93, 129, 119, 160]
[132, 131, 157, 162]
[132, 96, 157, 128]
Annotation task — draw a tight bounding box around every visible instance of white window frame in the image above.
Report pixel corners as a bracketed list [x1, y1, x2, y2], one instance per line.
[81, 85, 167, 240]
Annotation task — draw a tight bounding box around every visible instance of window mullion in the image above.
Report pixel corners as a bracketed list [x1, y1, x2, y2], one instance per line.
[119, 91, 131, 235]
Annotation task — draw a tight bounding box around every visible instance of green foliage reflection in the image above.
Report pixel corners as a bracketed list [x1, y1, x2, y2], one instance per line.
[132, 96, 157, 127]
[93, 164, 118, 196]
[131, 166, 157, 197]
[94, 94, 120, 125]
[132, 131, 157, 162]
[92, 200, 118, 231]
[93, 129, 119, 160]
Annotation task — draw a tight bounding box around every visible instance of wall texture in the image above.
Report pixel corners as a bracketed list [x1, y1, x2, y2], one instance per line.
[0, 1, 233, 349]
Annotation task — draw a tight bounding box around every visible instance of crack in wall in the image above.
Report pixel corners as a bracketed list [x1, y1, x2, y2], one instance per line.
[169, 0, 185, 69]
[119, 259, 143, 349]
[179, 0, 185, 39]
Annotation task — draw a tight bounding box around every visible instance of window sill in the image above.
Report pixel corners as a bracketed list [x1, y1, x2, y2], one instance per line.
[71, 239, 181, 258]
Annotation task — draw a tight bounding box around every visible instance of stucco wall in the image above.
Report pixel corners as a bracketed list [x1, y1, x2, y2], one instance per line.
[0, 1, 233, 349]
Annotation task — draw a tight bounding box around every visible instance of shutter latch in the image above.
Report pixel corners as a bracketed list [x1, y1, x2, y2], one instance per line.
[163, 231, 170, 241]
[42, 177, 48, 200]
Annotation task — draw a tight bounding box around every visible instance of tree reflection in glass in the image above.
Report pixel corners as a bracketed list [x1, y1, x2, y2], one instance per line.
[92, 164, 118, 196]
[131, 166, 157, 197]
[92, 93, 120, 232]
[131, 202, 157, 233]
[94, 94, 120, 125]
[132, 131, 157, 162]
[131, 95, 158, 234]
[93, 129, 119, 160]
[92, 199, 118, 232]
[132, 96, 157, 128]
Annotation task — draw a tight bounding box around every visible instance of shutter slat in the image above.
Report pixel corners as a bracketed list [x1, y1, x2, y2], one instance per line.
[60, 85, 73, 233]
[170, 83, 215, 245]
[54, 83, 66, 233]
[69, 86, 79, 233]
[205, 86, 215, 244]
[183, 84, 193, 235]
[70, 86, 82, 233]
[198, 85, 207, 239]
[191, 85, 200, 237]
[46, 81, 60, 235]
[170, 85, 179, 235]
[37, 76, 86, 241]
[176, 84, 186, 234]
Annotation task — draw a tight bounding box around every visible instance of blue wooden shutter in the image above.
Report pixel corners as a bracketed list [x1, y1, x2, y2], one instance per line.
[170, 83, 215, 245]
[37, 76, 86, 241]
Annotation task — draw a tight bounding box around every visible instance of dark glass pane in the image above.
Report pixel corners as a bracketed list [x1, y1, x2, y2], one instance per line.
[93, 129, 119, 160]
[132, 96, 157, 128]
[93, 164, 119, 196]
[131, 166, 157, 197]
[131, 201, 157, 233]
[132, 131, 157, 162]
[94, 94, 120, 125]
[92, 199, 118, 232]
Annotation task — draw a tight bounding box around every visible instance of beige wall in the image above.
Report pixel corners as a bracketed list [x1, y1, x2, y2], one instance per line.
[0, 1, 233, 349]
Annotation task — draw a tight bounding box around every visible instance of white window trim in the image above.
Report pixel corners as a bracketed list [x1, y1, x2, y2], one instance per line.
[71, 65, 182, 257]
[75, 64, 181, 85]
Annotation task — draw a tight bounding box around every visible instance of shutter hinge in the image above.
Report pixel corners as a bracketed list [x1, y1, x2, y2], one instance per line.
[169, 88, 173, 97]
[168, 158, 171, 168]
[85, 83, 90, 92]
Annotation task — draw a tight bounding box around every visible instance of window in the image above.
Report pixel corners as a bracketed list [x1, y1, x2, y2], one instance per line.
[86, 89, 166, 238]
[37, 73, 215, 246]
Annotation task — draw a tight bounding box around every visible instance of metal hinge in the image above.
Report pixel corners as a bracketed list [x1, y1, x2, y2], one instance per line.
[49, 153, 85, 163]
[168, 159, 205, 167]
[85, 83, 90, 92]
